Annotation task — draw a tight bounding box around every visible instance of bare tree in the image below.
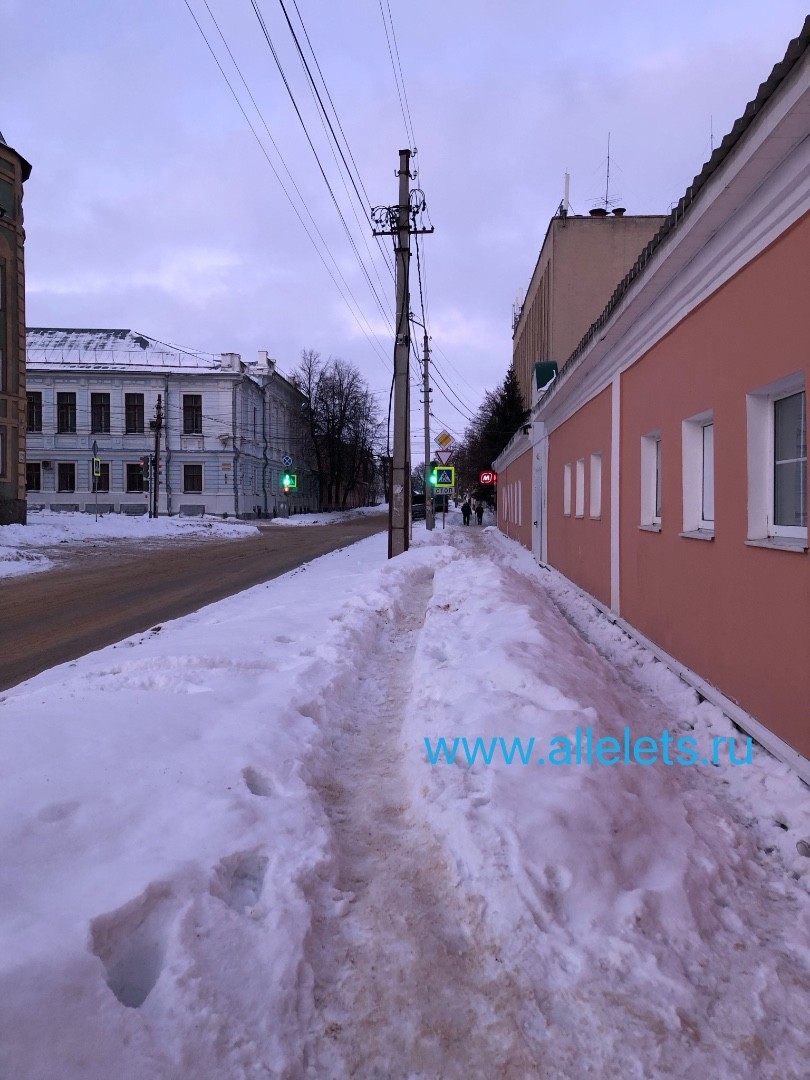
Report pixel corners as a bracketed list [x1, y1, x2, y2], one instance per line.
[292, 351, 383, 510]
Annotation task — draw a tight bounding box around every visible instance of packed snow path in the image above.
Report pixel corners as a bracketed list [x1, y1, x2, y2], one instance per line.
[303, 566, 541, 1077]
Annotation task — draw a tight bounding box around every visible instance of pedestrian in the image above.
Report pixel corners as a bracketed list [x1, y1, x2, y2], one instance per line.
[475, 502, 484, 525]
[461, 500, 472, 526]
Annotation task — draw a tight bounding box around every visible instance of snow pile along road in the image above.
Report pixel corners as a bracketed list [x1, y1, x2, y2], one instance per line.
[0, 523, 808, 1078]
[268, 503, 387, 527]
[0, 511, 259, 578]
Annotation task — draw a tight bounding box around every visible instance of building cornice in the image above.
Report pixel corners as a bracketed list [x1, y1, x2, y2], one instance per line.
[534, 40, 810, 433]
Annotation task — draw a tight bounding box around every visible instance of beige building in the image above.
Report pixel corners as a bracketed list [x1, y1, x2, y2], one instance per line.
[0, 130, 31, 524]
[512, 211, 665, 407]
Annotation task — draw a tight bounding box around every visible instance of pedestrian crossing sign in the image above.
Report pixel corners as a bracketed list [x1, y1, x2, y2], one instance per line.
[435, 466, 454, 489]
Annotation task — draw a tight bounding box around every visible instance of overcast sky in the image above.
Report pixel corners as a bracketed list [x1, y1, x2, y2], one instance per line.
[1, 0, 807, 449]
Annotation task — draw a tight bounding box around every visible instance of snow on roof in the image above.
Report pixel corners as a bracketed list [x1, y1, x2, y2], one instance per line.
[25, 328, 221, 372]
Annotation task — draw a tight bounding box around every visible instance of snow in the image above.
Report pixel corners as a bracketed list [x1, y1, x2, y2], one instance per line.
[268, 503, 387, 527]
[0, 520, 808, 1078]
[0, 512, 259, 578]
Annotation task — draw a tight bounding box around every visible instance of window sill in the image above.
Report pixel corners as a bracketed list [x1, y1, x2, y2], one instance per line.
[680, 530, 715, 542]
[638, 523, 661, 533]
[745, 536, 808, 554]
[590, 515, 602, 522]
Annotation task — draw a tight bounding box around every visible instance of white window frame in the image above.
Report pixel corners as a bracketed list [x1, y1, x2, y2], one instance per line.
[681, 411, 714, 536]
[589, 453, 602, 519]
[640, 432, 662, 529]
[563, 463, 572, 516]
[747, 374, 807, 546]
[575, 458, 585, 518]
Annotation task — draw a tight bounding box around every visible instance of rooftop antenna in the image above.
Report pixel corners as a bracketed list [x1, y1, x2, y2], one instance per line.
[558, 171, 570, 219]
[710, 115, 714, 155]
[590, 133, 624, 214]
[605, 132, 611, 209]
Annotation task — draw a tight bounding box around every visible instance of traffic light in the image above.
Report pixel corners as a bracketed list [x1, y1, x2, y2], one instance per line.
[282, 472, 297, 491]
[429, 461, 438, 486]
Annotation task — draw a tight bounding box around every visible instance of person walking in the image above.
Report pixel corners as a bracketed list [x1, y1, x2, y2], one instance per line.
[461, 500, 472, 526]
[475, 502, 484, 525]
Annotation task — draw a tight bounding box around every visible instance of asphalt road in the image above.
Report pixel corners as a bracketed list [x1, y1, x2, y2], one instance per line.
[0, 515, 387, 692]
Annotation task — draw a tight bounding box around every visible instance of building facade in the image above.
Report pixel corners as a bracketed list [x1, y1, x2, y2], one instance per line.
[496, 18, 810, 777]
[0, 131, 31, 524]
[511, 210, 665, 409]
[25, 329, 317, 518]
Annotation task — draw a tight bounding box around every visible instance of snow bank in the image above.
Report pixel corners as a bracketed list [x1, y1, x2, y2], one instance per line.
[400, 526, 810, 1078]
[268, 504, 387, 527]
[0, 512, 259, 579]
[0, 534, 392, 1079]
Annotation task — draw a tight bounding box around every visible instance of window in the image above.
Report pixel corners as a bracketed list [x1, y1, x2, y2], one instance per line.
[56, 392, 77, 434]
[183, 394, 202, 435]
[747, 378, 807, 545]
[90, 392, 111, 434]
[702, 423, 715, 526]
[0, 178, 14, 221]
[184, 462, 203, 493]
[26, 391, 42, 433]
[575, 459, 585, 517]
[641, 433, 662, 528]
[563, 463, 572, 516]
[26, 461, 41, 490]
[590, 454, 602, 519]
[774, 392, 806, 532]
[0, 426, 5, 477]
[125, 393, 145, 434]
[94, 462, 110, 492]
[126, 462, 145, 493]
[681, 413, 714, 535]
[57, 462, 76, 492]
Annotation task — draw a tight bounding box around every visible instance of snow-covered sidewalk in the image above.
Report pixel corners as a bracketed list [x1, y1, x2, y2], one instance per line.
[0, 523, 808, 1078]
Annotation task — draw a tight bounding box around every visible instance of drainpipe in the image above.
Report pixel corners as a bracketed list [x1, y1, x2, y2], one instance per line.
[262, 380, 269, 517]
[232, 378, 240, 518]
[164, 374, 172, 515]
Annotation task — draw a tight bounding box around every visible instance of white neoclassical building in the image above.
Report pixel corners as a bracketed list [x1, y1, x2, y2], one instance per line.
[25, 328, 317, 518]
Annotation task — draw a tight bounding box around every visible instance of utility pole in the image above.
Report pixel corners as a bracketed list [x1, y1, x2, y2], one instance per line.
[151, 394, 163, 519]
[422, 330, 434, 531]
[390, 148, 411, 558]
[373, 150, 433, 559]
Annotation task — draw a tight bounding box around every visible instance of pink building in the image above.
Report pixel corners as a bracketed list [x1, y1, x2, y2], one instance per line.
[497, 17, 810, 778]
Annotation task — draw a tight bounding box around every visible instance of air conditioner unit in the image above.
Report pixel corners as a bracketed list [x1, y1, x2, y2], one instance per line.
[41, 460, 53, 468]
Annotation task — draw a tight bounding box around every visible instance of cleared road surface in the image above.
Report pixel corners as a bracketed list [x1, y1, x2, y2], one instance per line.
[0, 515, 386, 692]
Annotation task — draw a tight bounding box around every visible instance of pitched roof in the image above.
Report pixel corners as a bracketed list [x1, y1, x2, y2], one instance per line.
[26, 328, 220, 372]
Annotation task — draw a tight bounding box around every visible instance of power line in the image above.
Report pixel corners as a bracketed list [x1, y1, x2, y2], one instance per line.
[277, 0, 395, 315]
[378, 0, 416, 149]
[182, 0, 392, 371]
[248, 0, 394, 340]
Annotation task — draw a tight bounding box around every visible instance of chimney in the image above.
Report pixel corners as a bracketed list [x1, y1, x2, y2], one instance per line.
[589, 207, 608, 217]
[220, 352, 242, 371]
[612, 207, 626, 217]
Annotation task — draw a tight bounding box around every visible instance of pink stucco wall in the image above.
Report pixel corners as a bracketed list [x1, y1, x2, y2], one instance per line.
[496, 446, 533, 550]
[620, 213, 810, 756]
[547, 385, 612, 606]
